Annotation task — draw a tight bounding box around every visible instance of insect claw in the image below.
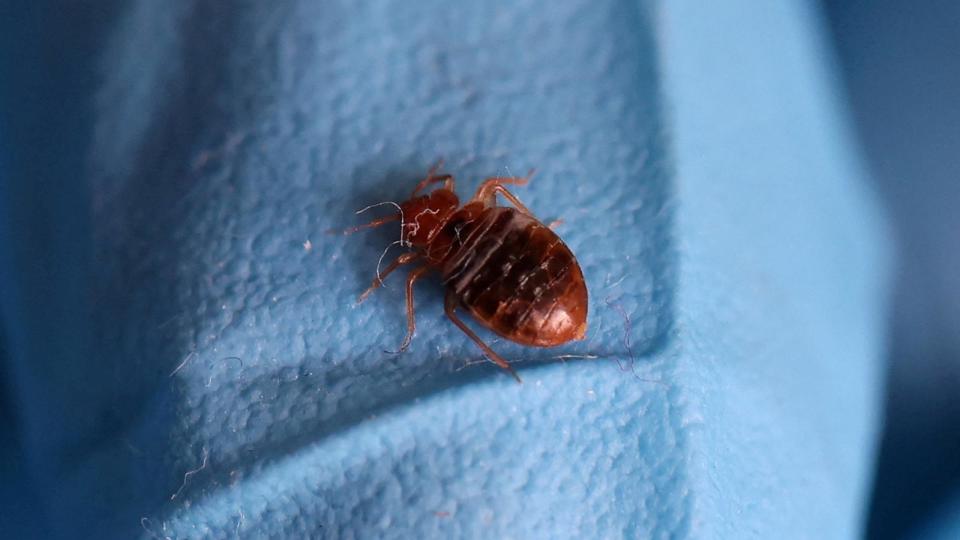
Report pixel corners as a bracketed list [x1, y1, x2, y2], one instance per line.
[357, 287, 376, 304]
[382, 337, 414, 356]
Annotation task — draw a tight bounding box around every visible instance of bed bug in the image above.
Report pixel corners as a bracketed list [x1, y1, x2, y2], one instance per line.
[345, 162, 588, 382]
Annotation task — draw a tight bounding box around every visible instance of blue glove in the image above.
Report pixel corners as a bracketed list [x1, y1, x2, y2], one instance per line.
[825, 2, 960, 538]
[911, 491, 960, 540]
[0, 1, 889, 538]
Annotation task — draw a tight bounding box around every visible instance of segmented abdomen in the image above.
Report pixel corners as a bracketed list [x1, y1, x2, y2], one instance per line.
[440, 207, 588, 347]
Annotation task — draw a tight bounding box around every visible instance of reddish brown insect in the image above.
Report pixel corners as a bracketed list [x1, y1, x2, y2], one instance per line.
[346, 162, 588, 382]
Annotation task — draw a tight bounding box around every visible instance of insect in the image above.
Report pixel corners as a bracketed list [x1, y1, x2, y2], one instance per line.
[346, 162, 588, 382]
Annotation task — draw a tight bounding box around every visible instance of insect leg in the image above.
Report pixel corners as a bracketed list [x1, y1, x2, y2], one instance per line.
[473, 170, 537, 214]
[358, 252, 419, 303]
[412, 174, 455, 197]
[444, 292, 522, 383]
[341, 214, 400, 235]
[395, 266, 431, 352]
[490, 185, 534, 215]
[412, 160, 456, 196]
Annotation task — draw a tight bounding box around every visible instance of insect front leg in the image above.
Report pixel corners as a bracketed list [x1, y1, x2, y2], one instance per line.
[358, 252, 419, 303]
[411, 160, 456, 196]
[392, 266, 431, 353]
[341, 213, 400, 235]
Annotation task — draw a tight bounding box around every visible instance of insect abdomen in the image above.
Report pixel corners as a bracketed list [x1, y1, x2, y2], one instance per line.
[441, 207, 588, 347]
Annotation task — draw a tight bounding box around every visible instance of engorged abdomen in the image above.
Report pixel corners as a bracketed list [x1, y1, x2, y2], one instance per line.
[440, 207, 588, 347]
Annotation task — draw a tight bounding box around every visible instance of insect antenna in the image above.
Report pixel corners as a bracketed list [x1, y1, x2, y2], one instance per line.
[336, 201, 406, 242]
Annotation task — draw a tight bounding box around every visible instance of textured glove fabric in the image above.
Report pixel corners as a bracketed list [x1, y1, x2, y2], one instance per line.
[0, 1, 889, 538]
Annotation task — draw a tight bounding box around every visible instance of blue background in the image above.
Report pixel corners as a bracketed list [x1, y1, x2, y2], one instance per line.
[0, 0, 951, 538]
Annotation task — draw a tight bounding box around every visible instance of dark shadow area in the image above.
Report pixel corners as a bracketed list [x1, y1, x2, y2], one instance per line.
[821, 1, 960, 537]
[0, 332, 49, 539]
[0, 1, 128, 538]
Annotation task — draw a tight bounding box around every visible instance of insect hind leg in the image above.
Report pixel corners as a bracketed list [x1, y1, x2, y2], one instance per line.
[444, 292, 522, 383]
